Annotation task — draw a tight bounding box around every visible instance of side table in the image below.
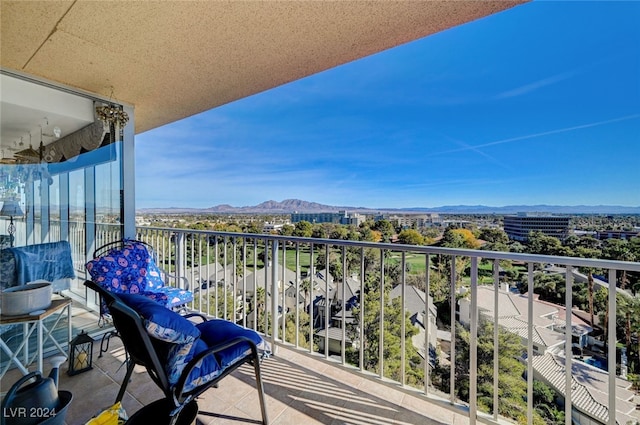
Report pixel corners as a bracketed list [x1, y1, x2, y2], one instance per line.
[0, 297, 73, 380]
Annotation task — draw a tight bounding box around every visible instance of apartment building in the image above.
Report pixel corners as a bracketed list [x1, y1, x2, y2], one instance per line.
[503, 213, 570, 242]
[378, 213, 441, 229]
[291, 211, 365, 226]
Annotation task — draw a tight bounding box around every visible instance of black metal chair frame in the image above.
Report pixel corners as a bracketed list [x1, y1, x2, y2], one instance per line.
[85, 280, 268, 425]
[90, 239, 192, 358]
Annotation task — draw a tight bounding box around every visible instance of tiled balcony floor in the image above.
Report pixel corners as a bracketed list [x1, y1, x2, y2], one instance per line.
[2, 334, 470, 425]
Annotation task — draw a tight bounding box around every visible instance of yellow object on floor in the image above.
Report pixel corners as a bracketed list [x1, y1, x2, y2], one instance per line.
[84, 402, 127, 425]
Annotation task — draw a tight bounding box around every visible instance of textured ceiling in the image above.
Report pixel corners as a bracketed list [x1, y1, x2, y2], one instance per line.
[1, 1, 525, 135]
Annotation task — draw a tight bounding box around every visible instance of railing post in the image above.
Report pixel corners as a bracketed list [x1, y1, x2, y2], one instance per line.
[281, 242, 287, 345]
[608, 269, 617, 425]
[224, 236, 228, 319]
[359, 246, 365, 372]
[271, 239, 279, 352]
[379, 249, 385, 379]
[493, 258, 499, 421]
[242, 239, 247, 328]
[175, 231, 186, 289]
[424, 254, 431, 396]
[325, 244, 330, 359]
[565, 266, 573, 425]
[401, 251, 406, 387]
[295, 242, 300, 348]
[450, 256, 456, 405]
[309, 244, 315, 355]
[527, 262, 534, 425]
[469, 257, 478, 424]
[341, 246, 347, 365]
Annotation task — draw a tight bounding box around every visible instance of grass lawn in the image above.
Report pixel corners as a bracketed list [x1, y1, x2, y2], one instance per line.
[387, 252, 428, 274]
[243, 245, 315, 275]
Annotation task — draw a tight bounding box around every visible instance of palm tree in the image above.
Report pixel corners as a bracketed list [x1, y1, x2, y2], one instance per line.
[602, 239, 635, 289]
[620, 296, 640, 370]
[576, 246, 602, 329]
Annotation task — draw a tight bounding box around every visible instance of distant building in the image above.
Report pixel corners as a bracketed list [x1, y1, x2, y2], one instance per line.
[291, 210, 365, 226]
[595, 229, 640, 240]
[503, 213, 570, 242]
[263, 222, 285, 233]
[377, 213, 441, 229]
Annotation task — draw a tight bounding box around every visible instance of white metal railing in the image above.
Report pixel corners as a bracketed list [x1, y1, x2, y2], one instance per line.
[11, 220, 640, 424]
[127, 226, 640, 425]
[10, 220, 638, 424]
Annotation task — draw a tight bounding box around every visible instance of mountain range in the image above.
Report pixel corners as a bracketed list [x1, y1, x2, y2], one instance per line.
[138, 199, 640, 215]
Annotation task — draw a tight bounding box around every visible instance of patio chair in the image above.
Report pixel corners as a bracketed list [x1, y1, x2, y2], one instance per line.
[86, 239, 194, 356]
[84, 280, 269, 425]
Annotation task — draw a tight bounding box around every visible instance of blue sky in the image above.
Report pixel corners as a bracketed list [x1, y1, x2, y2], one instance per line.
[136, 1, 640, 209]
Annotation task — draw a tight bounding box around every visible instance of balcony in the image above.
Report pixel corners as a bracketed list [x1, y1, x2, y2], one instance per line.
[81, 226, 638, 424]
[2, 224, 640, 425]
[3, 332, 470, 425]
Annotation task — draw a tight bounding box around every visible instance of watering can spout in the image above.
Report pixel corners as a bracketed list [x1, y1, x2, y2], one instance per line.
[48, 356, 66, 388]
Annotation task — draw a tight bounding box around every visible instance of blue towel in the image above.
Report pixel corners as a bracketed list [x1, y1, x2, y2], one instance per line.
[8, 241, 75, 285]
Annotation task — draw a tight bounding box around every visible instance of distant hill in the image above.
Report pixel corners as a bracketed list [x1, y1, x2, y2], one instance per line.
[137, 199, 640, 215]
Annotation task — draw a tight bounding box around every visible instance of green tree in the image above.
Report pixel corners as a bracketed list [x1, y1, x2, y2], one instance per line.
[575, 246, 602, 329]
[280, 224, 294, 236]
[435, 320, 550, 424]
[406, 270, 449, 305]
[200, 287, 237, 321]
[478, 228, 509, 245]
[346, 276, 423, 386]
[329, 225, 349, 240]
[293, 221, 313, 237]
[441, 228, 480, 249]
[602, 238, 635, 289]
[397, 229, 424, 245]
[519, 273, 565, 304]
[526, 232, 564, 256]
[372, 219, 395, 242]
[533, 381, 564, 424]
[441, 227, 467, 248]
[284, 311, 312, 350]
[616, 296, 640, 371]
[244, 221, 264, 234]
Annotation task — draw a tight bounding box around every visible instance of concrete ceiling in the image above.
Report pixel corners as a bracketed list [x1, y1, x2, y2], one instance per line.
[1, 0, 525, 142]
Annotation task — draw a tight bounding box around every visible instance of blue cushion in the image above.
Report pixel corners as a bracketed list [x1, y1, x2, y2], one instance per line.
[196, 320, 268, 368]
[181, 339, 223, 392]
[118, 293, 200, 344]
[85, 241, 165, 294]
[155, 286, 194, 308]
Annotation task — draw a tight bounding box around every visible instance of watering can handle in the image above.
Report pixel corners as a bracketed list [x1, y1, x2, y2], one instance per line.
[0, 372, 42, 414]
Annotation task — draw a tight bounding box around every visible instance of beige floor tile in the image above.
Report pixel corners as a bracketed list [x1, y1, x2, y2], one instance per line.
[2, 330, 478, 425]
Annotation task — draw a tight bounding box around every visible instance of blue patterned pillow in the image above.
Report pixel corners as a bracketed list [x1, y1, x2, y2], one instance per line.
[118, 293, 199, 344]
[85, 242, 165, 294]
[196, 320, 270, 369]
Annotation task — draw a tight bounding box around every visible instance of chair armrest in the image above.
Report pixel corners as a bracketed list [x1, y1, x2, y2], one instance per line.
[183, 313, 208, 323]
[163, 272, 190, 291]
